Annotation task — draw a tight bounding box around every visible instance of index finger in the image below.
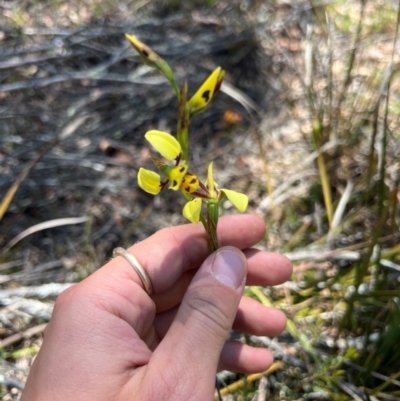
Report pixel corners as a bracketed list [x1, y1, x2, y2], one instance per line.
[107, 214, 266, 293]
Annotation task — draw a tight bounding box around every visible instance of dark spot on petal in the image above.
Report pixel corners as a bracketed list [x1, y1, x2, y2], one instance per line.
[179, 167, 185, 173]
[190, 178, 197, 184]
[185, 186, 190, 192]
[202, 90, 210, 102]
[173, 180, 178, 187]
[142, 49, 149, 57]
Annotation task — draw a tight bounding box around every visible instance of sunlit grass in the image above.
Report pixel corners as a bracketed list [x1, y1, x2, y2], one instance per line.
[244, 0, 400, 399]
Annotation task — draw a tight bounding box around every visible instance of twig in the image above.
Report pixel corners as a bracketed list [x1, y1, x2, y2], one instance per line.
[0, 374, 25, 391]
[0, 260, 24, 272]
[0, 283, 73, 302]
[304, 391, 330, 400]
[5, 298, 54, 320]
[256, 375, 269, 401]
[287, 249, 360, 263]
[344, 360, 400, 388]
[0, 260, 64, 285]
[0, 70, 168, 93]
[337, 379, 379, 401]
[0, 323, 47, 348]
[285, 232, 400, 263]
[0, 44, 128, 93]
[249, 336, 307, 370]
[0, 52, 74, 70]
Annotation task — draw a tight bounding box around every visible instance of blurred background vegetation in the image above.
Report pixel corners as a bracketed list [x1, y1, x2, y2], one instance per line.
[0, 0, 399, 400]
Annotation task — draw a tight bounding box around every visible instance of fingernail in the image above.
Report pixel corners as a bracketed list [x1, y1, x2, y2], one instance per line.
[211, 248, 247, 289]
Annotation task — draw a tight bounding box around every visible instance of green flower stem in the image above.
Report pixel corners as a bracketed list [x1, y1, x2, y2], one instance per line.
[152, 57, 180, 100]
[206, 204, 219, 252]
[207, 221, 219, 252]
[177, 80, 189, 161]
[181, 191, 219, 252]
[199, 212, 219, 252]
[169, 76, 181, 101]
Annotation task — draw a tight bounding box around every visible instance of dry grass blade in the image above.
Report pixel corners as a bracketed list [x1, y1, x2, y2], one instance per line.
[316, 151, 333, 227]
[372, 372, 400, 396]
[0, 115, 88, 221]
[2, 216, 89, 253]
[221, 81, 262, 115]
[213, 362, 283, 400]
[327, 180, 354, 243]
[0, 141, 55, 221]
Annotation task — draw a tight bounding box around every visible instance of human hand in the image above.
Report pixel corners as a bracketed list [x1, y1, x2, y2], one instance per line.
[22, 215, 292, 401]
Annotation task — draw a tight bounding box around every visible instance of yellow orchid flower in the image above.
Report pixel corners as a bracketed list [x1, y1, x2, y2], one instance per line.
[137, 165, 189, 194]
[125, 34, 180, 99]
[181, 162, 248, 224]
[220, 188, 248, 212]
[138, 168, 163, 195]
[188, 67, 225, 117]
[138, 130, 199, 195]
[182, 198, 202, 224]
[206, 163, 248, 212]
[145, 130, 181, 161]
[206, 161, 218, 199]
[125, 34, 161, 69]
[181, 173, 201, 193]
[129, 37, 247, 252]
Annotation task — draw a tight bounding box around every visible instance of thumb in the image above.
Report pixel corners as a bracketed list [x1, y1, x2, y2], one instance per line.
[149, 246, 247, 399]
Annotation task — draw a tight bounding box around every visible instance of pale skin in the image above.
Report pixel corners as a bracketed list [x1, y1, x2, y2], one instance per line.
[22, 214, 292, 401]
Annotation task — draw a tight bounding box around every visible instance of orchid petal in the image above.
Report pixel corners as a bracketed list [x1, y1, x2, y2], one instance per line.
[137, 168, 162, 195]
[145, 130, 181, 161]
[188, 67, 225, 116]
[167, 165, 188, 191]
[206, 162, 218, 199]
[182, 198, 202, 224]
[221, 189, 248, 212]
[125, 34, 161, 68]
